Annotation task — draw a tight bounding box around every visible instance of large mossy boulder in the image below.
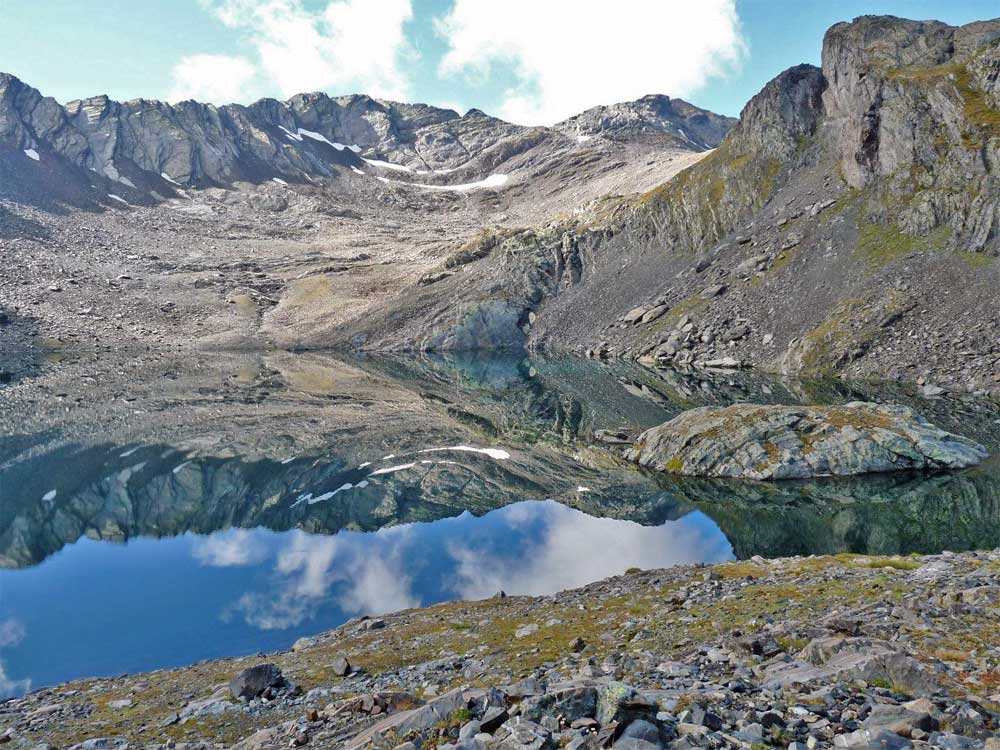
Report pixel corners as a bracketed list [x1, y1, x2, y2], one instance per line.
[625, 402, 987, 480]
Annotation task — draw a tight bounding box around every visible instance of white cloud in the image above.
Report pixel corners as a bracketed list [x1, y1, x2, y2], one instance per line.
[0, 620, 25, 648]
[436, 0, 746, 125]
[446, 501, 734, 600]
[172, 0, 416, 103]
[167, 54, 257, 103]
[0, 620, 29, 699]
[228, 528, 420, 631]
[192, 528, 268, 567]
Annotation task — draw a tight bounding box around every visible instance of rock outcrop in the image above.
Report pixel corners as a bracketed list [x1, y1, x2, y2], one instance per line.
[625, 402, 987, 479]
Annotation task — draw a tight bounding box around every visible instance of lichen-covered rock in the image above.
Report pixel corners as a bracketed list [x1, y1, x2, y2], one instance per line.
[625, 402, 987, 480]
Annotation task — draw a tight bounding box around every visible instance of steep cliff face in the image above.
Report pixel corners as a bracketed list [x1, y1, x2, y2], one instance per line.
[614, 64, 828, 255]
[821, 16, 1000, 252]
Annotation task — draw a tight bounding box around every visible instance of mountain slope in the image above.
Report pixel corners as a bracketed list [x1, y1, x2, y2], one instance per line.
[0, 75, 731, 355]
[343, 15, 1000, 396]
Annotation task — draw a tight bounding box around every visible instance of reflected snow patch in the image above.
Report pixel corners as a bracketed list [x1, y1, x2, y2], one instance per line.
[418, 445, 510, 460]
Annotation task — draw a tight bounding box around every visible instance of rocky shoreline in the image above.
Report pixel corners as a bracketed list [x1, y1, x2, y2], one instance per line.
[1, 550, 998, 749]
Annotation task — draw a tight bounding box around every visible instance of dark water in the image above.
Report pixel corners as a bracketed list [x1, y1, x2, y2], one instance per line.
[0, 350, 998, 698]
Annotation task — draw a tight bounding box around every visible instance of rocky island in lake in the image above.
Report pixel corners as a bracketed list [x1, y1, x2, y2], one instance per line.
[625, 403, 988, 480]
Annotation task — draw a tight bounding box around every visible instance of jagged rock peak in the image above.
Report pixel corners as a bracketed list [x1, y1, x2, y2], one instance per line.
[556, 94, 735, 149]
[556, 94, 736, 150]
[726, 63, 826, 161]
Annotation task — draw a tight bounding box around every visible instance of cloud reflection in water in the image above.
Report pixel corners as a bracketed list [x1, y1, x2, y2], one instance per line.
[219, 500, 733, 631]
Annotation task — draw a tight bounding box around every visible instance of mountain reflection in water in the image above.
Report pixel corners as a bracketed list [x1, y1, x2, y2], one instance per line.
[0, 350, 998, 696]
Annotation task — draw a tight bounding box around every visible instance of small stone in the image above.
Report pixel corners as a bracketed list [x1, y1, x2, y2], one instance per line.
[699, 284, 728, 300]
[515, 623, 539, 638]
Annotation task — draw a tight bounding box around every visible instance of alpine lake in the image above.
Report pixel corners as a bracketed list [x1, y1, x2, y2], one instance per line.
[1, 350, 997, 698]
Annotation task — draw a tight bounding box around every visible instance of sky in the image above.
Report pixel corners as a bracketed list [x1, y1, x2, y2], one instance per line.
[0, 0, 997, 124]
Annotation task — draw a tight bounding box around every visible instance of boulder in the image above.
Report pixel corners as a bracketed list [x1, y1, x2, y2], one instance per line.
[596, 683, 657, 726]
[863, 704, 937, 738]
[520, 686, 597, 723]
[229, 664, 285, 700]
[625, 402, 987, 480]
[623, 306, 650, 324]
[331, 656, 352, 676]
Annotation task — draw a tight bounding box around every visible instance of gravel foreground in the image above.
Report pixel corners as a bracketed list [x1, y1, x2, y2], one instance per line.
[1, 550, 998, 750]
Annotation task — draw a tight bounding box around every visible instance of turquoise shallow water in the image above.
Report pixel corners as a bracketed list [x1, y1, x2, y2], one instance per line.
[0, 351, 998, 697]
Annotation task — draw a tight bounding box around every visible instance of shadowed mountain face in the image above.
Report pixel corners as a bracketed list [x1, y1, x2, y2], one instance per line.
[1, 351, 998, 570]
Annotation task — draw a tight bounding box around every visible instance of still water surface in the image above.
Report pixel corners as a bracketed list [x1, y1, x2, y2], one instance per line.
[0, 351, 998, 697]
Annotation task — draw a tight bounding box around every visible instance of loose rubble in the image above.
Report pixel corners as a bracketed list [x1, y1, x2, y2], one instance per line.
[1, 551, 998, 749]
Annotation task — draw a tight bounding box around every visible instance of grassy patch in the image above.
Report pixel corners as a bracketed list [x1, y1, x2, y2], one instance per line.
[957, 251, 997, 269]
[856, 221, 922, 267]
[864, 557, 922, 571]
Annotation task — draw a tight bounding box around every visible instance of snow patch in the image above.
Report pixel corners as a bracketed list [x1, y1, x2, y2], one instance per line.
[42, 489, 57, 502]
[351, 166, 365, 175]
[272, 177, 288, 185]
[281, 125, 361, 153]
[172, 460, 192, 474]
[418, 445, 511, 460]
[291, 480, 370, 508]
[363, 158, 413, 173]
[160, 172, 181, 185]
[107, 194, 129, 205]
[377, 174, 509, 193]
[369, 462, 417, 476]
[24, 148, 39, 161]
[298, 128, 347, 150]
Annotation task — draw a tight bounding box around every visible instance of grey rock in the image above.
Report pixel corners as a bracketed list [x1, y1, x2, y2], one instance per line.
[625, 402, 987, 480]
[332, 656, 352, 676]
[834, 729, 913, 749]
[863, 704, 937, 738]
[641, 305, 670, 325]
[520, 687, 597, 723]
[229, 663, 284, 700]
[596, 682, 657, 726]
[699, 284, 728, 300]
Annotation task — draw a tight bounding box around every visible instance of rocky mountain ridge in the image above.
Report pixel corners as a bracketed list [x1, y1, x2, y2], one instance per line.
[0, 73, 732, 197]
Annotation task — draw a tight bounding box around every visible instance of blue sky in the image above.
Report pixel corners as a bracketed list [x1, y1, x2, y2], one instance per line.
[0, 0, 997, 123]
